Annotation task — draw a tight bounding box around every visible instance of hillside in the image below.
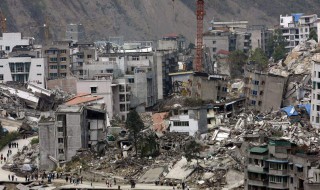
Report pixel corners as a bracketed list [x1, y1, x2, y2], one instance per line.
[1, 0, 320, 43]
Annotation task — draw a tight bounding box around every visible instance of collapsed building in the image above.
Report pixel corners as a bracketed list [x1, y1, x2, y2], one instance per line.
[38, 104, 107, 170]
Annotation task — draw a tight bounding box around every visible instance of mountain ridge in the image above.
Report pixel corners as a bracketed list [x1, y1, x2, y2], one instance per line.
[1, 0, 320, 42]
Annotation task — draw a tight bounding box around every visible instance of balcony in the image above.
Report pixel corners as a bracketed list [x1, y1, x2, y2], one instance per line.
[248, 178, 268, 187]
[269, 169, 288, 176]
[268, 182, 288, 189]
[247, 165, 267, 174]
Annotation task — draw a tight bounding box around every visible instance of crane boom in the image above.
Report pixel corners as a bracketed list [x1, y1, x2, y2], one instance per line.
[0, 12, 6, 33]
[195, 0, 204, 72]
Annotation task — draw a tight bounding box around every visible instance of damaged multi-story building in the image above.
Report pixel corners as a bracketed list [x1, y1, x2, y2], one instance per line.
[245, 138, 320, 190]
[0, 32, 46, 87]
[39, 104, 107, 170]
[244, 69, 287, 113]
[170, 72, 228, 101]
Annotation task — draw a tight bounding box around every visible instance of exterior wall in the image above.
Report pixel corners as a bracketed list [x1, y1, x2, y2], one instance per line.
[203, 32, 229, 60]
[157, 40, 178, 51]
[0, 33, 31, 54]
[76, 80, 115, 119]
[170, 112, 199, 136]
[46, 77, 77, 94]
[39, 121, 56, 170]
[65, 24, 85, 42]
[43, 44, 71, 80]
[280, 15, 294, 28]
[311, 61, 320, 128]
[169, 108, 208, 135]
[245, 70, 286, 113]
[0, 57, 46, 88]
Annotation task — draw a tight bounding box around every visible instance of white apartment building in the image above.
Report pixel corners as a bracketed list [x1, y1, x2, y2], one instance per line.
[0, 33, 33, 54]
[0, 57, 46, 87]
[280, 14, 318, 51]
[311, 58, 320, 128]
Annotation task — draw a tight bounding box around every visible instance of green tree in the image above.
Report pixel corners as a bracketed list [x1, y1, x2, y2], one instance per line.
[267, 29, 287, 61]
[227, 50, 248, 78]
[184, 140, 201, 162]
[250, 48, 269, 71]
[308, 28, 318, 42]
[139, 133, 159, 157]
[125, 110, 144, 155]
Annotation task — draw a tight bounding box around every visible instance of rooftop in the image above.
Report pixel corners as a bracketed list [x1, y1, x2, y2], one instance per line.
[56, 105, 83, 113]
[65, 93, 104, 106]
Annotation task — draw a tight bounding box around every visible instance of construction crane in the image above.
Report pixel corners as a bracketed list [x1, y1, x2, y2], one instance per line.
[195, 0, 204, 72]
[0, 12, 7, 33]
[172, 0, 205, 72]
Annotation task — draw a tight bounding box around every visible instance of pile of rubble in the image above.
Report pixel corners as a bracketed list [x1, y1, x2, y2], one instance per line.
[4, 143, 39, 177]
[269, 40, 318, 76]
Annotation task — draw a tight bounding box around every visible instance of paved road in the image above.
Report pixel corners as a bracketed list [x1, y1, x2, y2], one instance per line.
[0, 136, 36, 182]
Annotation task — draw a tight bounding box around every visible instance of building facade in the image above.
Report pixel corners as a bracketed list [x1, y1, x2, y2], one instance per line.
[169, 107, 208, 136]
[0, 57, 46, 87]
[245, 139, 320, 190]
[310, 59, 320, 128]
[39, 105, 106, 170]
[244, 69, 287, 113]
[43, 41, 72, 80]
[280, 14, 318, 51]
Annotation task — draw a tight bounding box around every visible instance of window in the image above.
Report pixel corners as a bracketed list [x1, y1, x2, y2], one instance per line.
[251, 100, 256, 105]
[87, 54, 92, 59]
[0, 74, 3, 80]
[36, 65, 41, 67]
[58, 138, 64, 143]
[212, 47, 217, 52]
[253, 80, 259, 85]
[50, 65, 58, 69]
[318, 94, 320, 100]
[252, 90, 257, 96]
[109, 57, 116, 62]
[258, 101, 262, 106]
[60, 65, 67, 69]
[90, 87, 97, 93]
[0, 65, 3, 68]
[57, 127, 63, 132]
[260, 91, 264, 96]
[269, 176, 287, 183]
[317, 105, 320, 111]
[128, 78, 134, 83]
[37, 73, 42, 76]
[316, 117, 319, 123]
[132, 56, 139, 61]
[280, 18, 283, 23]
[60, 57, 67, 62]
[317, 82, 320, 89]
[290, 164, 293, 170]
[173, 121, 189, 126]
[58, 149, 64, 154]
[5, 46, 10, 51]
[318, 72, 320, 78]
[49, 57, 58, 62]
[297, 166, 303, 172]
[60, 50, 67, 54]
[212, 41, 216, 44]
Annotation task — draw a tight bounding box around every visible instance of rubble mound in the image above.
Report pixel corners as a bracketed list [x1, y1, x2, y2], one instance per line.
[269, 40, 319, 77]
